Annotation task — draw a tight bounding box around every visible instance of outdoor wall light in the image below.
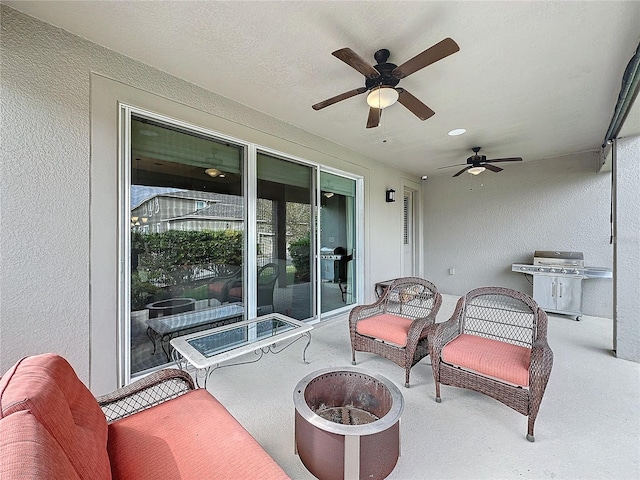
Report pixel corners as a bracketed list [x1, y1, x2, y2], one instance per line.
[386, 188, 396, 203]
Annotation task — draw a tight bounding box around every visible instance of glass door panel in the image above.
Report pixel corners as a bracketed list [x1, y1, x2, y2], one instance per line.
[320, 172, 357, 313]
[129, 115, 244, 376]
[257, 153, 314, 320]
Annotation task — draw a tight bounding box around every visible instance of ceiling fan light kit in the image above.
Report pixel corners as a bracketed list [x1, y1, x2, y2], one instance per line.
[366, 86, 399, 109]
[312, 38, 460, 128]
[467, 166, 485, 175]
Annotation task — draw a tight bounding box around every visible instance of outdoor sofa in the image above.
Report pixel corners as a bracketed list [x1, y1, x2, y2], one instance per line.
[0, 353, 289, 479]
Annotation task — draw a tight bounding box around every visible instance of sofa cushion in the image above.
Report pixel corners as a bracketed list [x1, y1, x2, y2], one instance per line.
[0, 410, 80, 479]
[356, 313, 414, 346]
[442, 334, 531, 386]
[107, 389, 289, 479]
[0, 354, 111, 479]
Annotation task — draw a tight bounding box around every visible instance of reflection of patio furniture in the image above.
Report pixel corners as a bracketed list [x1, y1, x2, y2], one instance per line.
[429, 287, 554, 442]
[146, 297, 196, 318]
[207, 265, 242, 305]
[146, 303, 244, 361]
[349, 277, 442, 387]
[227, 263, 281, 313]
[0, 353, 289, 479]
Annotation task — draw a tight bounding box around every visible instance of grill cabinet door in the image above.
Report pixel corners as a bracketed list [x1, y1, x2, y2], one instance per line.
[556, 277, 582, 315]
[533, 275, 556, 312]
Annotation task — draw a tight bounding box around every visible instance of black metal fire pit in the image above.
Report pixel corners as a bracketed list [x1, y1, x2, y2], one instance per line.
[293, 367, 404, 480]
[146, 297, 196, 318]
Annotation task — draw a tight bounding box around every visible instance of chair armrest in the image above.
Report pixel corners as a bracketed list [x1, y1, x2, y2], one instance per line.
[406, 311, 438, 342]
[349, 295, 387, 325]
[429, 296, 465, 359]
[96, 368, 195, 423]
[529, 336, 554, 387]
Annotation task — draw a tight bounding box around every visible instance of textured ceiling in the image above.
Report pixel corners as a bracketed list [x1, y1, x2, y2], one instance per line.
[5, 1, 640, 177]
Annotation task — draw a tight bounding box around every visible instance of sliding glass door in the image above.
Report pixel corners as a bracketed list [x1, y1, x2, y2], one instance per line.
[257, 153, 314, 320]
[128, 115, 245, 376]
[121, 108, 361, 381]
[320, 172, 357, 313]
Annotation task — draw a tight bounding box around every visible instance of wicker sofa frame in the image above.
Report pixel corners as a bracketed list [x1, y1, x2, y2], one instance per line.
[96, 368, 195, 423]
[429, 286, 554, 441]
[349, 277, 442, 387]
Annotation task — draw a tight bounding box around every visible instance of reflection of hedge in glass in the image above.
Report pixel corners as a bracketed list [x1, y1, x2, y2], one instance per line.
[289, 235, 311, 282]
[131, 230, 243, 288]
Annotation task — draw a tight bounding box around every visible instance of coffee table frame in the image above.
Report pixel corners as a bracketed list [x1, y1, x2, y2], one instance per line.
[170, 313, 312, 387]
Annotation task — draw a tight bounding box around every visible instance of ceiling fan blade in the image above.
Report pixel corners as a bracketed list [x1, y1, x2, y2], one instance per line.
[332, 48, 379, 79]
[437, 163, 467, 170]
[453, 166, 471, 177]
[484, 164, 503, 173]
[396, 88, 435, 120]
[485, 157, 523, 163]
[366, 107, 381, 128]
[312, 87, 367, 110]
[392, 38, 460, 79]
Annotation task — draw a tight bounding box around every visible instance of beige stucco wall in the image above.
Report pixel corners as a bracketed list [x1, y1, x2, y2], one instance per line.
[423, 151, 614, 318]
[0, 6, 419, 389]
[614, 134, 640, 362]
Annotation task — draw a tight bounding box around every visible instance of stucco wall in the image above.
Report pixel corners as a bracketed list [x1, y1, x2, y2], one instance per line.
[0, 6, 418, 384]
[614, 135, 640, 362]
[423, 151, 613, 318]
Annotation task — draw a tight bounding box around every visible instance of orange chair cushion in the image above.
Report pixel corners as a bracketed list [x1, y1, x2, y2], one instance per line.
[0, 354, 111, 479]
[208, 282, 226, 294]
[229, 286, 243, 298]
[356, 313, 414, 346]
[107, 389, 289, 479]
[442, 334, 531, 386]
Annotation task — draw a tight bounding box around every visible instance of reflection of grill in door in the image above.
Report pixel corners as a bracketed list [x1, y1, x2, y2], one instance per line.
[320, 247, 346, 283]
[320, 247, 353, 302]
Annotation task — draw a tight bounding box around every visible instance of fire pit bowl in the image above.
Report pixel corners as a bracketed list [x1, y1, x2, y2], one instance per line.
[293, 367, 404, 480]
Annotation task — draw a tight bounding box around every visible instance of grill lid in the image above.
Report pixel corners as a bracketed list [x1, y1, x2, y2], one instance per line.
[533, 251, 584, 267]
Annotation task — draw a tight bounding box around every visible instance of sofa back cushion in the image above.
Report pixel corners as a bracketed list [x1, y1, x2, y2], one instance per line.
[0, 354, 111, 479]
[0, 410, 81, 478]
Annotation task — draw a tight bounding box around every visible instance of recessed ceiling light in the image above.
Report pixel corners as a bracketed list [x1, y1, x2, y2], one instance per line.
[448, 128, 467, 136]
[139, 129, 159, 137]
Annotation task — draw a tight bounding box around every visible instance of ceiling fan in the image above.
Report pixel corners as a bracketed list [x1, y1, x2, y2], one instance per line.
[439, 147, 523, 177]
[312, 38, 460, 128]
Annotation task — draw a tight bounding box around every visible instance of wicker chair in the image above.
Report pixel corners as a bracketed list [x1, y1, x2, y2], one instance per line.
[207, 265, 242, 305]
[349, 277, 442, 387]
[429, 287, 554, 441]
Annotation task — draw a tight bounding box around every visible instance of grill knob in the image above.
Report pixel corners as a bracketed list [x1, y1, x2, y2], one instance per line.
[538, 267, 544, 272]
[521, 266, 527, 271]
[550, 268, 556, 273]
[574, 270, 580, 275]
[561, 269, 567, 274]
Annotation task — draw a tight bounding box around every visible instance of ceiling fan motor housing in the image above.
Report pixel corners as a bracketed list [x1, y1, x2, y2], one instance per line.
[468, 154, 488, 165]
[365, 49, 400, 90]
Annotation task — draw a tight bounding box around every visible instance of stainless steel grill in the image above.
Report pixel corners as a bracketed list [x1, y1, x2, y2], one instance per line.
[512, 251, 612, 321]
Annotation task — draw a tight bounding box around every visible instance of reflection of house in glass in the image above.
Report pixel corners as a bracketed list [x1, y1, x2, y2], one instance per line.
[131, 190, 244, 234]
[131, 189, 310, 265]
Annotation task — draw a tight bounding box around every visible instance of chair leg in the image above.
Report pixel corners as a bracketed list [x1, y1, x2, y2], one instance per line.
[351, 349, 356, 365]
[404, 369, 410, 388]
[527, 415, 536, 442]
[435, 382, 441, 403]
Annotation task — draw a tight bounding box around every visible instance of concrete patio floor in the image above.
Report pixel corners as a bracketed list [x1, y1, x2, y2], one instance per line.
[200, 294, 639, 479]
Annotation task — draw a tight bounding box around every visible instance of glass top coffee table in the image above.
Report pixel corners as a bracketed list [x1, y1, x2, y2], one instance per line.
[170, 313, 312, 387]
